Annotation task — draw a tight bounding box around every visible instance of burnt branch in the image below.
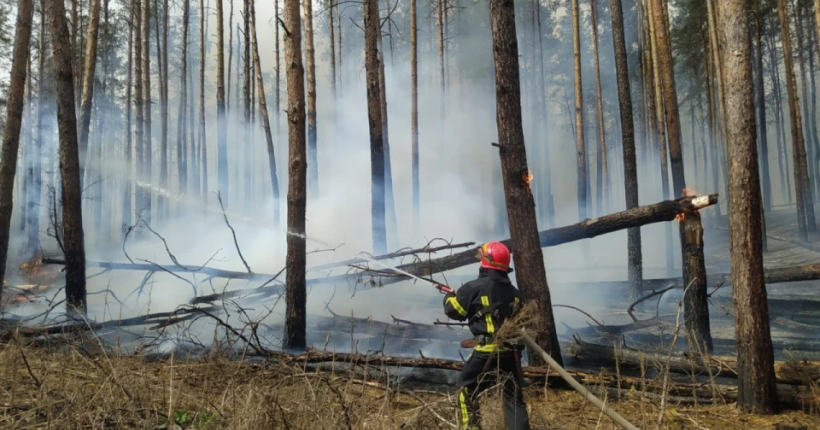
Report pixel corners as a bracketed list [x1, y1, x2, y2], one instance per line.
[215, 191, 252, 275]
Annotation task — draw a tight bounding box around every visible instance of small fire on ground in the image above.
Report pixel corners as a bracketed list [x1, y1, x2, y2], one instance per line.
[675, 188, 700, 223]
[1, 258, 59, 306]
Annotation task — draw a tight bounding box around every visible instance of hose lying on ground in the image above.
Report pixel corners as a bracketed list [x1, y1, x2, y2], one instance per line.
[520, 330, 640, 430]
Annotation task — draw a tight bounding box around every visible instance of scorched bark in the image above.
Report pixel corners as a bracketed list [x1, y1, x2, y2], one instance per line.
[489, 0, 562, 366]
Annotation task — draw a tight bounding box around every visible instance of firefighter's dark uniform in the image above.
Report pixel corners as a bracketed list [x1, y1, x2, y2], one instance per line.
[443, 268, 530, 430]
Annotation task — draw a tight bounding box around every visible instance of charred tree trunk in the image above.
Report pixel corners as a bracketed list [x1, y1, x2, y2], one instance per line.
[754, 0, 772, 212]
[571, 0, 588, 223]
[227, 0, 232, 115]
[250, 0, 279, 228]
[0, 0, 34, 297]
[411, 0, 420, 237]
[46, 0, 87, 316]
[304, 0, 318, 197]
[680, 210, 713, 353]
[590, 0, 608, 216]
[364, 0, 387, 255]
[719, 0, 779, 414]
[77, 0, 101, 190]
[778, 0, 812, 240]
[328, 0, 336, 129]
[216, 0, 228, 207]
[488, 0, 562, 367]
[608, 0, 642, 303]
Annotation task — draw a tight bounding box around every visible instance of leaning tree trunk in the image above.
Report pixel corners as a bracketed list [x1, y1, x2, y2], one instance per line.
[364, 0, 387, 255]
[488, 0, 562, 367]
[590, 0, 608, 216]
[0, 0, 34, 300]
[216, 0, 228, 207]
[304, 0, 318, 197]
[718, 0, 779, 414]
[76, 0, 101, 190]
[250, 0, 280, 228]
[609, 0, 643, 303]
[282, 0, 307, 350]
[411, 0, 420, 237]
[46, 0, 87, 316]
[778, 0, 812, 241]
[571, 0, 588, 223]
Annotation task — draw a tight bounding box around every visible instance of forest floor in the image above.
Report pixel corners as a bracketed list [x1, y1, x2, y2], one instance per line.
[0, 337, 818, 430]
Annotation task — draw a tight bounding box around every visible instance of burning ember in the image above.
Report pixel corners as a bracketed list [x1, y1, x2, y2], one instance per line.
[523, 172, 534, 197]
[675, 188, 699, 223]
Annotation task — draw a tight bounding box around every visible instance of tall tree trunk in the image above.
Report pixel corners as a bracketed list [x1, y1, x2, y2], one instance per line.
[365, 0, 387, 254]
[46, 0, 87, 316]
[437, 0, 445, 128]
[177, 0, 189, 196]
[158, 0, 169, 219]
[0, 0, 34, 298]
[795, 0, 816, 216]
[328, 0, 336, 131]
[337, 2, 342, 97]
[275, 0, 280, 139]
[29, 0, 45, 253]
[590, 0, 608, 216]
[133, 0, 143, 229]
[243, 0, 251, 208]
[250, 0, 279, 228]
[719, 0, 779, 414]
[489, 0, 562, 367]
[216, 0, 228, 207]
[808, 17, 820, 201]
[754, 0, 772, 212]
[609, 0, 643, 302]
[571, 0, 588, 223]
[282, 0, 307, 350]
[766, 26, 791, 203]
[304, 0, 318, 197]
[77, 0, 101, 190]
[197, 0, 206, 201]
[650, 0, 686, 197]
[411, 0, 420, 237]
[378, 2, 397, 247]
[646, 0, 674, 274]
[778, 0, 812, 240]
[227, 0, 232, 115]
[536, 0, 554, 227]
[141, 0, 152, 222]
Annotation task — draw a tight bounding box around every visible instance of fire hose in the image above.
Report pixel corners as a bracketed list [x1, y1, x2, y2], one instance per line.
[520, 331, 639, 430]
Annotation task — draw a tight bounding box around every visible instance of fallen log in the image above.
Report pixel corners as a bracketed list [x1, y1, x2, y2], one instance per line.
[565, 337, 820, 386]
[266, 348, 816, 409]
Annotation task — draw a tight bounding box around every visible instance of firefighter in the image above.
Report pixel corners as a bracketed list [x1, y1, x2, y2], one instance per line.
[442, 241, 531, 430]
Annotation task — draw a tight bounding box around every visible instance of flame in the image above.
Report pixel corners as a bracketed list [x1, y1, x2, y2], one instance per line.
[523, 172, 534, 197]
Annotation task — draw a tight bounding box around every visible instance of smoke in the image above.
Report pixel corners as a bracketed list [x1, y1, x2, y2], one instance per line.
[0, 0, 746, 362]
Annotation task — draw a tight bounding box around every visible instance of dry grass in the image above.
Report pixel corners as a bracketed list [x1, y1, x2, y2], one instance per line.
[0, 335, 818, 430]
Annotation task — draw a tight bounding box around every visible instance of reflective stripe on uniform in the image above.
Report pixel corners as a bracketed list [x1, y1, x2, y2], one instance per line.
[458, 387, 470, 428]
[447, 296, 468, 317]
[475, 343, 498, 353]
[481, 295, 495, 334]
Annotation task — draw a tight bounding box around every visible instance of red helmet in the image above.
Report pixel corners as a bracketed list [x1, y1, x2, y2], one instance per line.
[476, 242, 511, 272]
